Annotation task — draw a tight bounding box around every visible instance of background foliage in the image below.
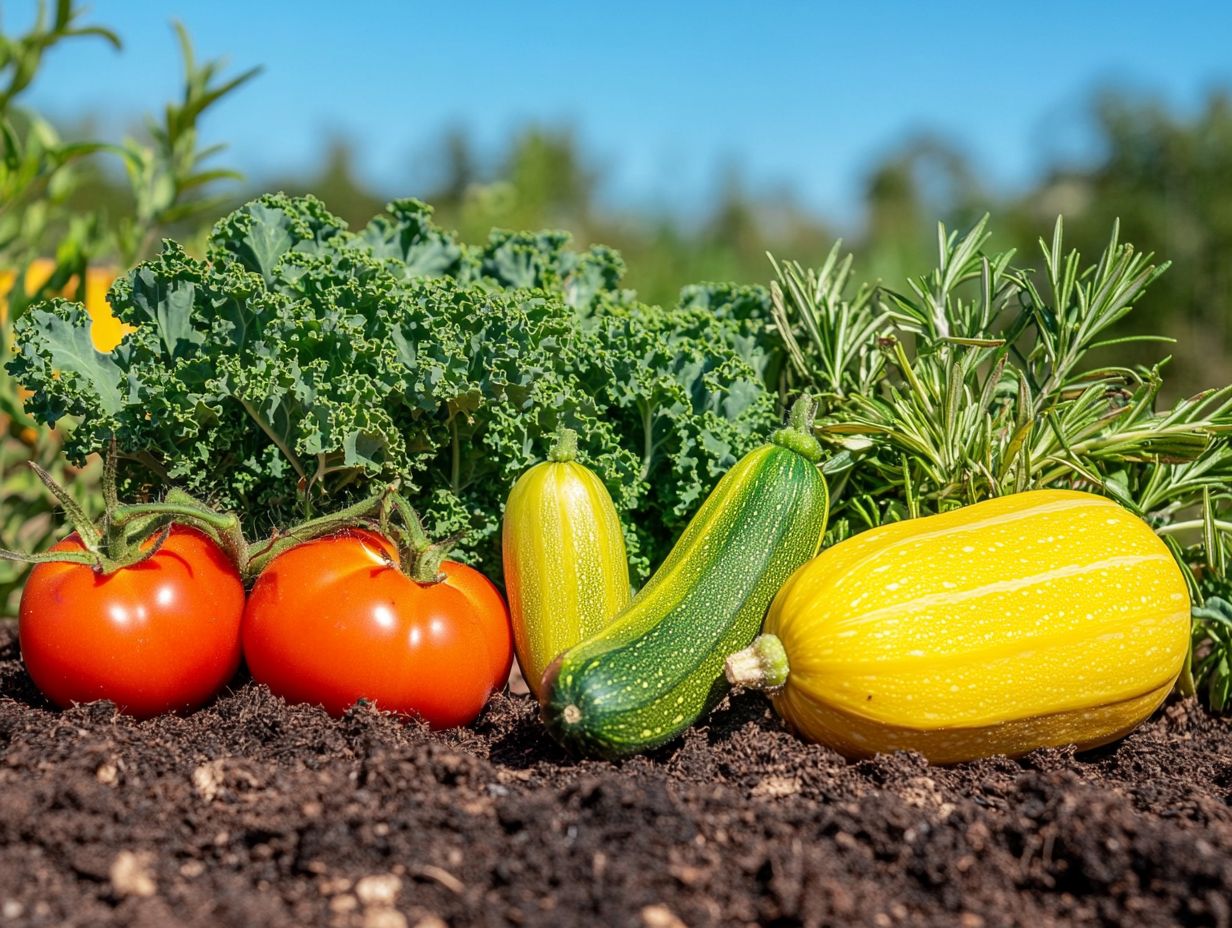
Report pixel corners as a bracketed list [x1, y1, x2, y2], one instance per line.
[11, 193, 778, 582]
[0, 2, 255, 612]
[188, 96, 1232, 399]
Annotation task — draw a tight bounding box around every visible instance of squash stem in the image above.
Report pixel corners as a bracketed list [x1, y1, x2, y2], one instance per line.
[725, 634, 790, 690]
[772, 396, 823, 463]
[788, 394, 817, 432]
[547, 426, 578, 463]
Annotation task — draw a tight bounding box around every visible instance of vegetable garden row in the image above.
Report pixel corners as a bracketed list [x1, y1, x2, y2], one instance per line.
[3, 191, 1229, 762]
[1, 7, 1230, 925]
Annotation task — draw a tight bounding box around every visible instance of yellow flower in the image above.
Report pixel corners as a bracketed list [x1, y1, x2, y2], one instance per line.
[0, 259, 133, 351]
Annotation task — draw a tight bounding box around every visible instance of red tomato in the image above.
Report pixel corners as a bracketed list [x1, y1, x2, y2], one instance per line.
[241, 529, 513, 728]
[18, 526, 245, 718]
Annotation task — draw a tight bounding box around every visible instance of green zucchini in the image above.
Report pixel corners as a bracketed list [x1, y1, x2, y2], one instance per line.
[541, 396, 829, 757]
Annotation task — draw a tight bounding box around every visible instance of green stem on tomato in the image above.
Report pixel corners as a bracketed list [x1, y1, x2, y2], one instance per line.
[101, 435, 120, 534]
[112, 501, 240, 531]
[163, 489, 252, 574]
[0, 547, 101, 569]
[27, 461, 101, 549]
[384, 494, 464, 585]
[243, 486, 395, 579]
[120, 524, 174, 569]
[392, 494, 432, 552]
[408, 537, 451, 584]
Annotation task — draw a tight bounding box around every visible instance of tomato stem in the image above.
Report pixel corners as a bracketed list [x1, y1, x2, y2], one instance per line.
[101, 435, 120, 518]
[28, 461, 101, 549]
[408, 532, 463, 584]
[242, 486, 456, 586]
[16, 442, 252, 576]
[111, 500, 250, 574]
[391, 494, 431, 551]
[389, 495, 438, 583]
[162, 489, 251, 572]
[124, 524, 174, 569]
[244, 486, 396, 579]
[0, 547, 100, 569]
[112, 501, 240, 531]
[386, 494, 459, 585]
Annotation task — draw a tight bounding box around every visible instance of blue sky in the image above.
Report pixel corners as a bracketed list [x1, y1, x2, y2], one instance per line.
[17, 1, 1232, 226]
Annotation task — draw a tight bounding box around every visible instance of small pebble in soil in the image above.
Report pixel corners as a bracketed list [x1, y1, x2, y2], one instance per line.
[364, 911, 408, 928]
[355, 874, 402, 907]
[109, 851, 156, 898]
[410, 917, 447, 928]
[641, 904, 687, 928]
[329, 895, 357, 914]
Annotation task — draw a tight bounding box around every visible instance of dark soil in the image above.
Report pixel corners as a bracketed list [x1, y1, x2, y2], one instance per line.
[1, 624, 1230, 928]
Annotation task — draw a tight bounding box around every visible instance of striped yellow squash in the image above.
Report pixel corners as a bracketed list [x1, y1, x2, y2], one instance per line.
[502, 428, 630, 698]
[725, 489, 1191, 763]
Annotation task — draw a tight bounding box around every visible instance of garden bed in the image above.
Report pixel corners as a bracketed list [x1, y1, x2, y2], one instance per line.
[1, 624, 1229, 927]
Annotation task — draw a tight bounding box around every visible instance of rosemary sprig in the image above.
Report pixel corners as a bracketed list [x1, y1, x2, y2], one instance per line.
[770, 215, 1232, 712]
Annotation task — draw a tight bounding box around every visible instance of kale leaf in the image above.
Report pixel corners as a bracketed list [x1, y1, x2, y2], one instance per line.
[10, 193, 777, 580]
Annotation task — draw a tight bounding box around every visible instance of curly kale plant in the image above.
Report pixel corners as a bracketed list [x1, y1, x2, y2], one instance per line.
[10, 194, 777, 580]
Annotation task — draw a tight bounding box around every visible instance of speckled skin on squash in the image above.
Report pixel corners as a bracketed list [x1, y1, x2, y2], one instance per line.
[542, 419, 829, 759]
[502, 432, 631, 699]
[760, 489, 1191, 763]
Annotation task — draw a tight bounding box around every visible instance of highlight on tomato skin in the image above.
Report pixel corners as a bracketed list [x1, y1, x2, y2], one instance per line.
[240, 529, 514, 729]
[17, 526, 246, 719]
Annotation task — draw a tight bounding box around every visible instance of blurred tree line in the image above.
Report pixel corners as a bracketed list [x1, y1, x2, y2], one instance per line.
[59, 88, 1232, 394]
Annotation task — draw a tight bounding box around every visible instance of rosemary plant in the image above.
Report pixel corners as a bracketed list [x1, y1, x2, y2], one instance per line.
[770, 216, 1232, 711]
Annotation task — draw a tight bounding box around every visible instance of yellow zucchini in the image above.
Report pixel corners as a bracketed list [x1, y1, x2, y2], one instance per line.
[725, 489, 1191, 763]
[502, 428, 630, 697]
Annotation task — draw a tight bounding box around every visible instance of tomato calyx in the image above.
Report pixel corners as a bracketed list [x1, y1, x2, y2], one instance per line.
[0, 439, 249, 575]
[243, 486, 400, 578]
[242, 486, 459, 587]
[2, 435, 462, 586]
[379, 493, 463, 585]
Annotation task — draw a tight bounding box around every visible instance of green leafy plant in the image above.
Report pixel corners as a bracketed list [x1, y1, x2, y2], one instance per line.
[1191, 597, 1232, 713]
[10, 194, 778, 581]
[110, 22, 260, 264]
[0, 1, 256, 616]
[770, 216, 1232, 711]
